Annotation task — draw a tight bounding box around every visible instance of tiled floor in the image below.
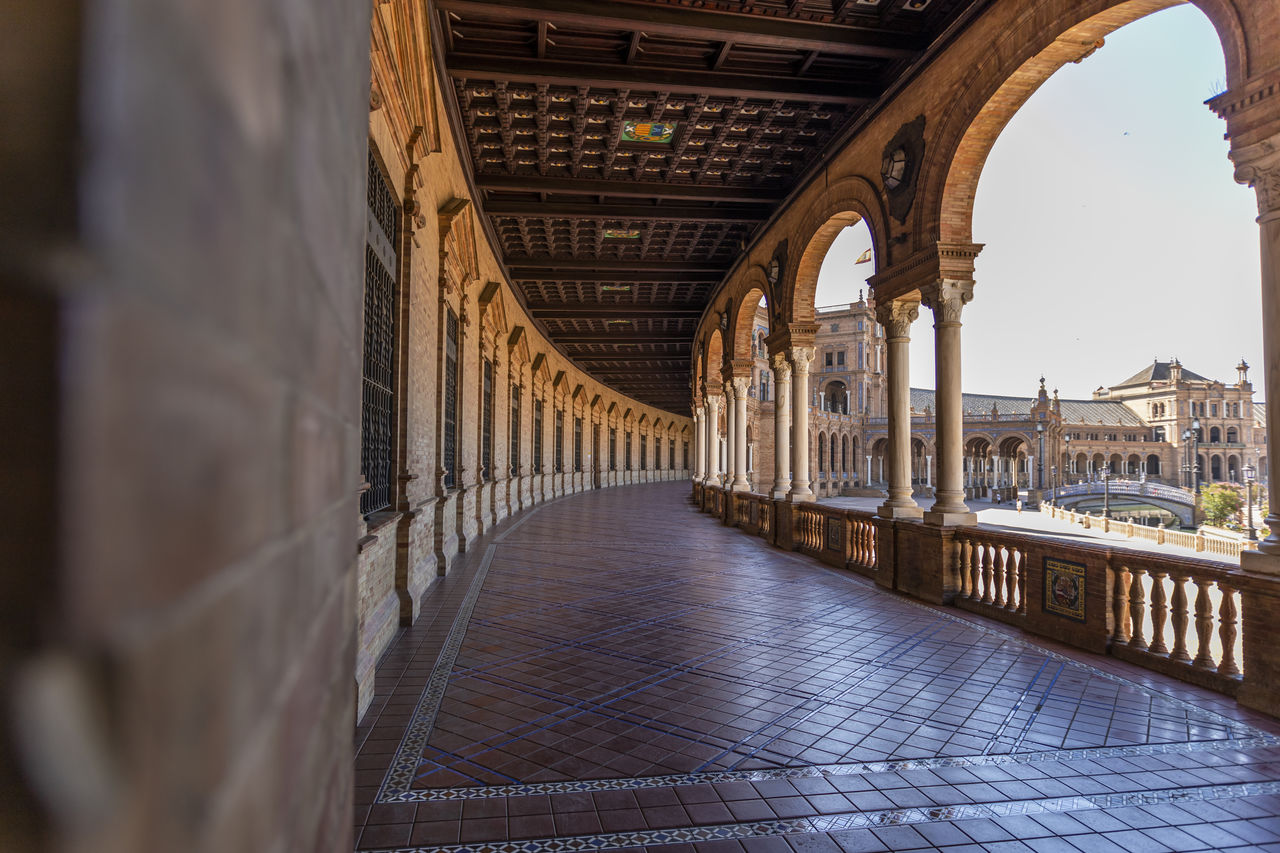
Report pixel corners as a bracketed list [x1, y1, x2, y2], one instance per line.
[354, 482, 1280, 852]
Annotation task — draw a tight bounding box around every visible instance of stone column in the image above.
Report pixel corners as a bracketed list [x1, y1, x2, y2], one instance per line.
[788, 346, 815, 502]
[877, 299, 922, 518]
[1235, 138, 1280, 561]
[771, 354, 792, 499]
[692, 409, 705, 481]
[723, 380, 738, 487]
[921, 279, 977, 526]
[705, 395, 721, 485]
[731, 377, 750, 491]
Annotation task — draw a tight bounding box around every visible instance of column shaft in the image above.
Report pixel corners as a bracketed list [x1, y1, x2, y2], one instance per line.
[877, 299, 921, 518]
[772, 356, 792, 499]
[788, 347, 815, 502]
[922, 280, 976, 526]
[731, 378, 750, 491]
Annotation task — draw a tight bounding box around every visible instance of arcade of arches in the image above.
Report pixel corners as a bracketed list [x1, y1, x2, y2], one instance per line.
[7, 1, 1280, 852]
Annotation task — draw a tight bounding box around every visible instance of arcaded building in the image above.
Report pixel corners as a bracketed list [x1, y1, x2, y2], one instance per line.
[7, 2, 1280, 852]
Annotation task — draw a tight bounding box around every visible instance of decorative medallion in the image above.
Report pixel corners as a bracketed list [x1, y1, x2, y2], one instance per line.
[621, 120, 677, 144]
[881, 115, 926, 224]
[603, 228, 641, 239]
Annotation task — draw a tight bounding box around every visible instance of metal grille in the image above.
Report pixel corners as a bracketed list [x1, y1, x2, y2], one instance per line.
[360, 152, 398, 516]
[669, 439, 675, 469]
[610, 428, 617, 470]
[574, 417, 583, 472]
[443, 308, 459, 489]
[481, 358, 493, 481]
[683, 441, 689, 468]
[625, 433, 632, 469]
[641, 436, 647, 470]
[533, 398, 543, 473]
[555, 410, 564, 472]
[510, 384, 521, 476]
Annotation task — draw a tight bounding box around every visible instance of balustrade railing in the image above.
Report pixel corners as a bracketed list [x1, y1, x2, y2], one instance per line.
[695, 485, 1253, 699]
[1108, 551, 1243, 690]
[953, 529, 1029, 621]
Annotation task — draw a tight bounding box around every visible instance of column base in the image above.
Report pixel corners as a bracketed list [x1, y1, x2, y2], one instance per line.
[923, 509, 977, 527]
[730, 482, 750, 492]
[1242, 550, 1280, 575]
[787, 490, 816, 503]
[878, 504, 923, 520]
[771, 487, 789, 500]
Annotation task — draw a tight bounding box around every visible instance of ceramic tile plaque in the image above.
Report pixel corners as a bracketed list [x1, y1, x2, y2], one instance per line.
[1044, 556, 1087, 622]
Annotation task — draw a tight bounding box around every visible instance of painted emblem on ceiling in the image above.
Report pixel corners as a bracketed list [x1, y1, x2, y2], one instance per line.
[621, 121, 677, 144]
[603, 228, 641, 239]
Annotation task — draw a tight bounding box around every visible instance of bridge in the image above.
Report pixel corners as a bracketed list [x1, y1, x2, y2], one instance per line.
[1052, 480, 1197, 526]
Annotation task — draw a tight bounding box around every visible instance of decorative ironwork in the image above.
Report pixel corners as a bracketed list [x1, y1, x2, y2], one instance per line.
[360, 152, 398, 516]
[481, 357, 494, 480]
[640, 435, 648, 470]
[610, 428, 617, 470]
[669, 439, 675, 469]
[443, 308, 459, 489]
[625, 433, 633, 469]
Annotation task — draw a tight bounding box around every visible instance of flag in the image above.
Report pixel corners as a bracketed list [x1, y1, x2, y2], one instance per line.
[855, 248, 873, 264]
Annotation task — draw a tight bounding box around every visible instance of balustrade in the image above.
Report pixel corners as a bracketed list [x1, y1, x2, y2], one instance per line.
[695, 486, 1252, 700]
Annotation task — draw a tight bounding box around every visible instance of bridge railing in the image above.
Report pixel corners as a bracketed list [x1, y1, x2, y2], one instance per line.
[1043, 504, 1256, 559]
[695, 484, 1277, 712]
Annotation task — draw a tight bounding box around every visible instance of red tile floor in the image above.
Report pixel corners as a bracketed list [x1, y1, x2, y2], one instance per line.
[354, 482, 1280, 852]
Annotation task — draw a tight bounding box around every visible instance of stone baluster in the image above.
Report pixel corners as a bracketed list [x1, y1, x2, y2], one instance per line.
[1147, 571, 1169, 655]
[1192, 582, 1216, 669]
[1169, 574, 1192, 663]
[1127, 569, 1148, 650]
[1218, 583, 1241, 677]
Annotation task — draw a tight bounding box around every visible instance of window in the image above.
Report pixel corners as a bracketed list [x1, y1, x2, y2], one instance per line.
[510, 384, 521, 476]
[836, 351, 845, 366]
[857, 343, 864, 370]
[640, 435, 648, 470]
[760, 372, 770, 402]
[682, 441, 688, 467]
[625, 432, 633, 469]
[609, 427, 617, 470]
[554, 409, 564, 472]
[443, 311, 459, 489]
[361, 152, 399, 515]
[669, 439, 675, 469]
[830, 323, 839, 333]
[573, 416, 583, 472]
[857, 321, 864, 331]
[825, 352, 833, 367]
[533, 398, 543, 473]
[481, 357, 493, 481]
[1211, 403, 1219, 416]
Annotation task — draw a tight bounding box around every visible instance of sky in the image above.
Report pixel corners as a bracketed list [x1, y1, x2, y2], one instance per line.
[812, 5, 1262, 401]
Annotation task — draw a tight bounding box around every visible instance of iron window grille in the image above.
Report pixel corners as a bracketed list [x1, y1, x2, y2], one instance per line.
[573, 417, 583, 472]
[360, 151, 398, 516]
[609, 428, 617, 470]
[533, 398, 543, 473]
[641, 436, 647, 470]
[625, 433, 632, 469]
[510, 384, 521, 476]
[554, 409, 564, 473]
[481, 357, 493, 481]
[443, 307, 459, 489]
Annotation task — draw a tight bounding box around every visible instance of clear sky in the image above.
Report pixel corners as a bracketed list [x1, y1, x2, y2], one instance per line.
[813, 4, 1262, 401]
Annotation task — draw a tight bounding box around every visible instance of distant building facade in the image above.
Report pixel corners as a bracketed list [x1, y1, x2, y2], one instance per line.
[732, 300, 1267, 498]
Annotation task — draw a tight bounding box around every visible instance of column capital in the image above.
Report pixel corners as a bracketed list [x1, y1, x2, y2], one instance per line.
[770, 351, 792, 379]
[919, 279, 975, 325]
[731, 376, 751, 397]
[787, 345, 816, 374]
[1229, 134, 1280, 218]
[722, 379, 737, 401]
[874, 297, 921, 340]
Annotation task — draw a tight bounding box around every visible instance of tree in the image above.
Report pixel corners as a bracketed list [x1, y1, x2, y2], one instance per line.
[1199, 483, 1243, 528]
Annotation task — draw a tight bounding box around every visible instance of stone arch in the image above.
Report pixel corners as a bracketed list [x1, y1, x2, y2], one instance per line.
[818, 430, 827, 474]
[1228, 425, 1240, 443]
[823, 379, 850, 414]
[924, 0, 1248, 245]
[1147, 453, 1162, 475]
[704, 329, 725, 394]
[1211, 425, 1223, 443]
[729, 285, 770, 363]
[782, 175, 889, 325]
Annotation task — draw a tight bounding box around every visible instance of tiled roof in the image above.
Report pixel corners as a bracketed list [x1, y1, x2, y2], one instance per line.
[1113, 360, 1210, 388]
[908, 389, 1146, 427]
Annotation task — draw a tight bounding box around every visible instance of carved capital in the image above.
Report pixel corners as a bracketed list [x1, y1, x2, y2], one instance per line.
[919, 279, 974, 325]
[1232, 136, 1280, 217]
[770, 352, 792, 381]
[788, 346, 816, 374]
[874, 298, 920, 340]
[731, 376, 751, 398]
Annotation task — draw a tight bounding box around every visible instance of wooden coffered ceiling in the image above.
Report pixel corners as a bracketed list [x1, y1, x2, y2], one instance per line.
[433, 0, 981, 414]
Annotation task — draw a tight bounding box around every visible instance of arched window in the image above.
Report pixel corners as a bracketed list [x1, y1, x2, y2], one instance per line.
[818, 433, 826, 473]
[1210, 426, 1221, 443]
[1227, 426, 1239, 443]
[1147, 454, 1161, 476]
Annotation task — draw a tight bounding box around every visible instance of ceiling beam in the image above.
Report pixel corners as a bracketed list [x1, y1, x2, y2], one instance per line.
[531, 306, 704, 319]
[509, 258, 726, 273]
[447, 54, 877, 104]
[478, 175, 785, 203]
[435, 0, 924, 59]
[558, 331, 692, 342]
[484, 200, 771, 221]
[512, 272, 722, 286]
[570, 354, 692, 362]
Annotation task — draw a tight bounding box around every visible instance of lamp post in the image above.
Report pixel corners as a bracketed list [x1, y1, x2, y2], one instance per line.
[1036, 421, 1045, 491]
[1191, 417, 1201, 495]
[1245, 463, 1257, 541]
[1064, 432, 1071, 485]
[1100, 464, 1111, 519]
[1051, 465, 1057, 502]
